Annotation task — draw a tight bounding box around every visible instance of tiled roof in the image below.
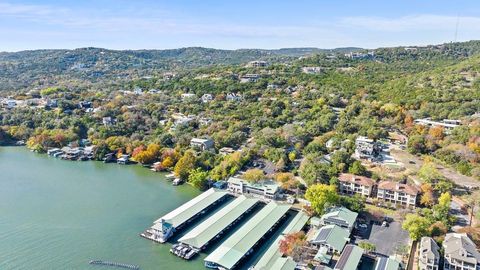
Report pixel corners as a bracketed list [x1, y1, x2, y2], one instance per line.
[338, 173, 375, 187]
[377, 181, 419, 196]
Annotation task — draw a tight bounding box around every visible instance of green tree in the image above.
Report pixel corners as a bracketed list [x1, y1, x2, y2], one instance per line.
[348, 160, 367, 176]
[402, 214, 431, 241]
[305, 184, 339, 215]
[188, 168, 209, 190]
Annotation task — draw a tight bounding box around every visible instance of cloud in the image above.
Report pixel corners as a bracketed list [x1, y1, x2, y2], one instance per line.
[340, 14, 480, 32]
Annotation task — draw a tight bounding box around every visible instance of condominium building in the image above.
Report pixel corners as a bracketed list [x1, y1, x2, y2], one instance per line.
[443, 233, 480, 270]
[338, 173, 376, 197]
[376, 181, 419, 208]
[419, 237, 440, 270]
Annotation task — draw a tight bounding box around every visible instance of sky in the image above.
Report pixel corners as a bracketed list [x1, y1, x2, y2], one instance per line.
[1, 0, 480, 51]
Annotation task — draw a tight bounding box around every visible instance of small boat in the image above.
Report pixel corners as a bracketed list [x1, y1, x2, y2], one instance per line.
[165, 173, 175, 179]
[172, 178, 183, 186]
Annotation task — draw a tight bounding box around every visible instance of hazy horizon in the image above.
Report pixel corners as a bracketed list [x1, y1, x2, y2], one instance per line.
[1, 0, 480, 52]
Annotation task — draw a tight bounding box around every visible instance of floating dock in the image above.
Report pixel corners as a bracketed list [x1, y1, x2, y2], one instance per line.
[141, 188, 229, 243]
[178, 195, 258, 251]
[204, 201, 291, 270]
[89, 260, 140, 270]
[251, 211, 309, 270]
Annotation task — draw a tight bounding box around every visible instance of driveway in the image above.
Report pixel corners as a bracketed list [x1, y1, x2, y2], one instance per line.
[391, 149, 480, 188]
[353, 221, 410, 256]
[450, 200, 470, 229]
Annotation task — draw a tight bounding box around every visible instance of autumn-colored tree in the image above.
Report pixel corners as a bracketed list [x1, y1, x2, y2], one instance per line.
[429, 126, 445, 140]
[305, 184, 339, 215]
[276, 172, 298, 189]
[243, 168, 266, 183]
[278, 231, 305, 256]
[174, 150, 197, 180]
[420, 183, 435, 207]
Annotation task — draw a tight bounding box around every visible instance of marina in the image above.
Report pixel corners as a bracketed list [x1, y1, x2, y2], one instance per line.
[177, 195, 259, 253]
[251, 211, 310, 270]
[141, 188, 230, 243]
[204, 201, 292, 270]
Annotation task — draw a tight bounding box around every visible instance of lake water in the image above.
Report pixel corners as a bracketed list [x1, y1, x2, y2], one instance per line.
[0, 147, 291, 270]
[0, 146, 206, 270]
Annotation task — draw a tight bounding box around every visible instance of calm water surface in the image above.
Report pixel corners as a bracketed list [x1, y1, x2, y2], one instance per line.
[0, 147, 206, 270]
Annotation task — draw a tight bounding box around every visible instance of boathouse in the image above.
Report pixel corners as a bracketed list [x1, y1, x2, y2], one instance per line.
[178, 195, 258, 250]
[142, 188, 229, 243]
[251, 211, 309, 270]
[204, 201, 291, 270]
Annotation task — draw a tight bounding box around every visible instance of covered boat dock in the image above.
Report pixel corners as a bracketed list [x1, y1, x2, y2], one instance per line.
[204, 201, 291, 270]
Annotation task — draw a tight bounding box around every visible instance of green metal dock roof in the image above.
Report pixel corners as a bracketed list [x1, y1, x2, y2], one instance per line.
[334, 244, 364, 270]
[154, 188, 229, 228]
[178, 195, 258, 249]
[204, 201, 291, 270]
[253, 211, 309, 270]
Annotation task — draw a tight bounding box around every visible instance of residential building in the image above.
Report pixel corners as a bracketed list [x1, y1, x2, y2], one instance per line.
[302, 66, 323, 74]
[309, 224, 350, 253]
[375, 256, 401, 270]
[419, 237, 440, 270]
[376, 181, 419, 208]
[219, 147, 236, 156]
[443, 233, 480, 270]
[190, 138, 214, 151]
[181, 93, 197, 101]
[227, 176, 281, 200]
[334, 244, 364, 270]
[248, 60, 268, 67]
[239, 74, 260, 83]
[320, 206, 358, 232]
[201, 94, 213, 103]
[226, 93, 242, 102]
[414, 118, 461, 131]
[102, 117, 114, 126]
[338, 173, 376, 197]
[354, 136, 381, 160]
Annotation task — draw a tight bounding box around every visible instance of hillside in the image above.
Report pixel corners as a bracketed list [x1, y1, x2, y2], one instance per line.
[0, 47, 358, 91]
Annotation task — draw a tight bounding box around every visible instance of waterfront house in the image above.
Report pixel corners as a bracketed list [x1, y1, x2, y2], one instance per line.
[338, 173, 376, 197]
[419, 237, 440, 270]
[190, 138, 214, 151]
[117, 154, 130, 165]
[443, 233, 480, 270]
[227, 176, 281, 200]
[376, 181, 419, 208]
[320, 206, 358, 232]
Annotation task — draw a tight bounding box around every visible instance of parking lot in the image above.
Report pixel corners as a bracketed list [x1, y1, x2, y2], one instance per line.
[353, 220, 410, 256]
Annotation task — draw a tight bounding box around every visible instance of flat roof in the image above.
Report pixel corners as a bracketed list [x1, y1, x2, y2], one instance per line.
[205, 201, 291, 270]
[154, 188, 229, 228]
[253, 211, 309, 270]
[178, 195, 258, 249]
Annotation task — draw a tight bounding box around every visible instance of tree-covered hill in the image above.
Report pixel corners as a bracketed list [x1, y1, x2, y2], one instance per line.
[0, 47, 358, 91]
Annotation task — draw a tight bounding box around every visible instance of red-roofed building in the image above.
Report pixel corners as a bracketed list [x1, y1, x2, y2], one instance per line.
[338, 174, 376, 197]
[376, 181, 419, 208]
